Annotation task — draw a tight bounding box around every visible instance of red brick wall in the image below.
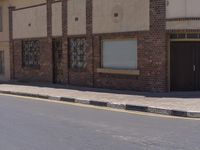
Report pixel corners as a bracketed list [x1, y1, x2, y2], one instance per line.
[67, 0, 94, 87]
[10, 0, 168, 92]
[13, 38, 53, 82]
[70, 0, 168, 92]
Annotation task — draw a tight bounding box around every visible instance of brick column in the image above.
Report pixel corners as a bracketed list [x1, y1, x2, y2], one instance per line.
[61, 0, 69, 84]
[47, 0, 52, 37]
[8, 6, 15, 80]
[86, 0, 94, 86]
[47, 0, 53, 82]
[148, 0, 167, 91]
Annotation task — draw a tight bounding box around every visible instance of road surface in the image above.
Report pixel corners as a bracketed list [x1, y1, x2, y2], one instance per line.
[0, 94, 199, 150]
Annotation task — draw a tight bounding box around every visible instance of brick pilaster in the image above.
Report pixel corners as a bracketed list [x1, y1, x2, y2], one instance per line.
[61, 0, 69, 84]
[8, 6, 15, 80]
[148, 0, 167, 91]
[47, 0, 53, 82]
[68, 0, 94, 86]
[86, 0, 94, 86]
[47, 0, 52, 38]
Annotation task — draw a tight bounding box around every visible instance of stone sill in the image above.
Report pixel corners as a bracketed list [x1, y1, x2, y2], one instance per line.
[96, 68, 140, 76]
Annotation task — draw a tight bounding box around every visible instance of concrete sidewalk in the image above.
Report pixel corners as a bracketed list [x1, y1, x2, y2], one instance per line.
[0, 82, 200, 118]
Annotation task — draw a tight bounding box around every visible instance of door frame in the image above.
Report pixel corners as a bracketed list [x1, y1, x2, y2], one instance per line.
[168, 38, 200, 91]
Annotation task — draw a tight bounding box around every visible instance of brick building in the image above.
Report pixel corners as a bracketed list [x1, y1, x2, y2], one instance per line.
[0, 0, 10, 81]
[1, 0, 200, 92]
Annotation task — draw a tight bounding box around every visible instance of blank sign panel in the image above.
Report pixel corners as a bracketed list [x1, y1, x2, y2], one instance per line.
[102, 39, 137, 70]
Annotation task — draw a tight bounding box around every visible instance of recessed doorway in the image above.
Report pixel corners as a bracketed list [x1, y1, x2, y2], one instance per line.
[170, 41, 200, 91]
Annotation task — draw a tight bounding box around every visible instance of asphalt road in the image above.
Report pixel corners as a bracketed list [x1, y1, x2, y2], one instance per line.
[0, 94, 199, 150]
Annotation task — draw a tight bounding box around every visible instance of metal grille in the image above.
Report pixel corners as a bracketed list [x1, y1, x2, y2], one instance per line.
[170, 34, 200, 39]
[22, 40, 40, 67]
[69, 38, 87, 69]
[0, 51, 4, 74]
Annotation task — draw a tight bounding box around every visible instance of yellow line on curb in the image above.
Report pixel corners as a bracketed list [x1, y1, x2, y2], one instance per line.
[0, 93, 199, 121]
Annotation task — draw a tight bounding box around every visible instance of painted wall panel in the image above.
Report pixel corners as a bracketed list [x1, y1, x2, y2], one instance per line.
[166, 0, 186, 18]
[103, 39, 137, 70]
[186, 0, 200, 18]
[166, 20, 200, 30]
[0, 0, 9, 42]
[11, 0, 46, 9]
[52, 2, 62, 36]
[166, 0, 200, 18]
[12, 5, 47, 39]
[67, 0, 86, 35]
[93, 0, 149, 34]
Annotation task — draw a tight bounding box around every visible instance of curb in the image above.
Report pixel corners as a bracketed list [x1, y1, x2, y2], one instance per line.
[0, 90, 200, 118]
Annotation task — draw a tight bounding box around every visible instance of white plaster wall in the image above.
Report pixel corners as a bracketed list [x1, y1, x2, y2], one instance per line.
[186, 0, 200, 17]
[166, 0, 186, 18]
[12, 5, 47, 39]
[166, 0, 200, 18]
[166, 20, 200, 30]
[52, 2, 62, 36]
[10, 0, 46, 9]
[93, 0, 150, 34]
[67, 0, 86, 35]
[0, 0, 9, 42]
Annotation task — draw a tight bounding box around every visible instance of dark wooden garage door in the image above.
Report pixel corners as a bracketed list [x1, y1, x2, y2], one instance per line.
[170, 42, 200, 91]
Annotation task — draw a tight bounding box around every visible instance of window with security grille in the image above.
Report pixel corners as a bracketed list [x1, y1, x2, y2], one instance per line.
[69, 38, 87, 69]
[0, 51, 4, 74]
[22, 40, 40, 67]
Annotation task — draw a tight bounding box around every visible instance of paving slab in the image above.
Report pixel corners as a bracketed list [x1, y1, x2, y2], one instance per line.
[0, 82, 200, 118]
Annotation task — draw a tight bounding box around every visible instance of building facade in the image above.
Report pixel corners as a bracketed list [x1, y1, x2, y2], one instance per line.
[1, 0, 200, 92]
[167, 0, 200, 91]
[0, 0, 10, 81]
